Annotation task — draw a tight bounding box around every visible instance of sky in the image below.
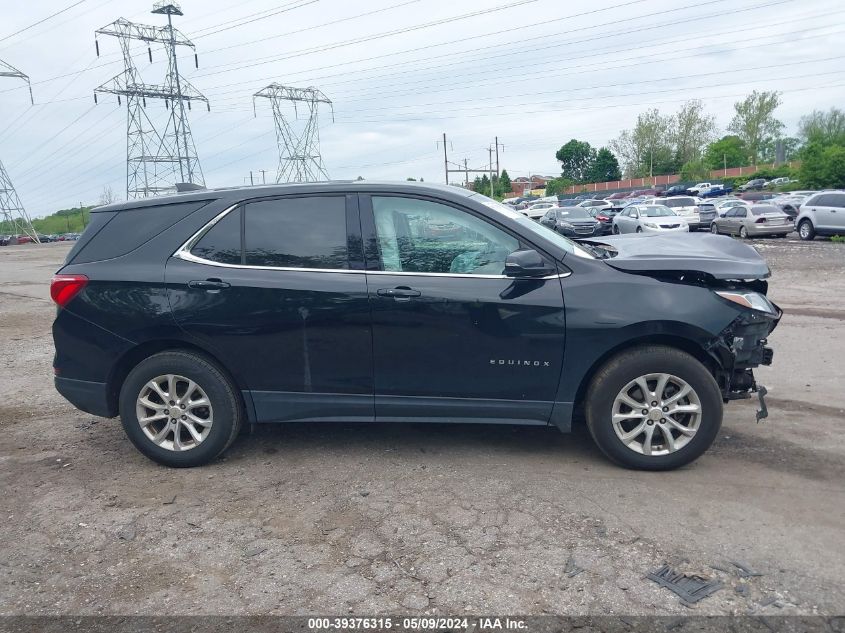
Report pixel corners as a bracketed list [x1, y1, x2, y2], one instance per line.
[0, 0, 843, 217]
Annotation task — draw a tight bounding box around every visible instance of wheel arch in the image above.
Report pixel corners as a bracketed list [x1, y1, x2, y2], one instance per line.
[570, 334, 719, 425]
[105, 339, 253, 421]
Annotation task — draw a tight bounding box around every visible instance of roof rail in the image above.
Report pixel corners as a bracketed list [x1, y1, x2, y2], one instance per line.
[175, 182, 206, 192]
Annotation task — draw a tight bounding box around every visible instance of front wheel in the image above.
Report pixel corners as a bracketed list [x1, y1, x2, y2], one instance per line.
[636, 226, 643, 233]
[710, 223, 719, 234]
[739, 226, 749, 239]
[584, 346, 723, 470]
[612, 225, 620, 234]
[119, 350, 243, 467]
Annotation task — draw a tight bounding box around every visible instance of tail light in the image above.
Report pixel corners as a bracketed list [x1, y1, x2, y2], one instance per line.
[597, 214, 609, 222]
[755, 217, 767, 224]
[50, 274, 88, 307]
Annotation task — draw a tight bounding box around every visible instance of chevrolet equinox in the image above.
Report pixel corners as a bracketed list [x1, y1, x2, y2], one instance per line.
[51, 182, 780, 469]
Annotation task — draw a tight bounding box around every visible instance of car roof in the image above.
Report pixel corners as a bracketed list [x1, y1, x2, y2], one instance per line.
[91, 180, 478, 213]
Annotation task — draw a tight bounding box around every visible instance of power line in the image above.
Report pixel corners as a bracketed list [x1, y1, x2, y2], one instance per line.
[0, 0, 88, 43]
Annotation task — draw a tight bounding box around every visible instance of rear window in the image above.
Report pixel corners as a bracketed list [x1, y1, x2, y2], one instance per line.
[70, 201, 210, 264]
[664, 197, 696, 207]
[751, 205, 779, 215]
[191, 208, 242, 265]
[244, 196, 348, 269]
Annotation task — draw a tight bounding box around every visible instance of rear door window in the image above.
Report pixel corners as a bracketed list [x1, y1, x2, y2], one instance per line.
[190, 208, 242, 265]
[244, 196, 348, 269]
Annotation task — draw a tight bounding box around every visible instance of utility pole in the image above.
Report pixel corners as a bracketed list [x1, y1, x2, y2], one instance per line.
[492, 136, 504, 178]
[442, 133, 448, 184]
[488, 146, 494, 197]
[259, 169, 268, 184]
[253, 84, 333, 183]
[0, 59, 39, 242]
[249, 171, 254, 185]
[463, 158, 468, 187]
[95, 1, 209, 198]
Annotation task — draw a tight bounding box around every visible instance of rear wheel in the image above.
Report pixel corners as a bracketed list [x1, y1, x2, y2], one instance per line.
[119, 350, 243, 467]
[798, 219, 815, 241]
[612, 225, 620, 234]
[585, 346, 723, 470]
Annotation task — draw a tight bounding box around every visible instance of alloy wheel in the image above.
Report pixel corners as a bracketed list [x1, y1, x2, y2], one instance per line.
[611, 373, 702, 456]
[136, 374, 213, 451]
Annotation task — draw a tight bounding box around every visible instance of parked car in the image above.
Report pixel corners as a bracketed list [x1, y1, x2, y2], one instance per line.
[51, 181, 779, 470]
[556, 198, 581, 207]
[0, 234, 11, 246]
[698, 184, 734, 198]
[612, 204, 689, 234]
[713, 199, 751, 217]
[697, 202, 717, 228]
[765, 177, 791, 188]
[767, 194, 807, 219]
[660, 196, 702, 229]
[739, 191, 777, 202]
[738, 178, 766, 192]
[606, 192, 630, 200]
[795, 191, 845, 240]
[687, 182, 712, 195]
[587, 207, 621, 235]
[538, 206, 602, 238]
[660, 185, 690, 197]
[523, 201, 558, 220]
[710, 204, 793, 239]
[577, 200, 612, 211]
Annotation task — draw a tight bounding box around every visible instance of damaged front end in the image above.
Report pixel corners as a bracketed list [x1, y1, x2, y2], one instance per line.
[580, 233, 782, 420]
[705, 288, 781, 418]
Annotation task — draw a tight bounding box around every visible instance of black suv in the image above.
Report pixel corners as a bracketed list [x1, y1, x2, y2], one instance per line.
[52, 182, 779, 469]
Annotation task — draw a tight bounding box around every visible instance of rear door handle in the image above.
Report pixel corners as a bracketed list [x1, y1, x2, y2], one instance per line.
[188, 279, 231, 290]
[377, 287, 421, 301]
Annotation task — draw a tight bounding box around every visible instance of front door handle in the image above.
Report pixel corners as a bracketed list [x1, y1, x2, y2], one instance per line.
[188, 279, 231, 290]
[377, 287, 421, 301]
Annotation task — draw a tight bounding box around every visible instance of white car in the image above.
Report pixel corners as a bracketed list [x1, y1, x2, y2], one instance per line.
[713, 198, 751, 217]
[522, 202, 558, 219]
[612, 204, 690, 234]
[658, 196, 702, 229]
[577, 200, 613, 211]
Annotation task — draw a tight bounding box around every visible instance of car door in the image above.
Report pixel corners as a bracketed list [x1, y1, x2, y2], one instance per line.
[360, 193, 566, 425]
[830, 193, 845, 230]
[166, 193, 374, 423]
[731, 207, 748, 234]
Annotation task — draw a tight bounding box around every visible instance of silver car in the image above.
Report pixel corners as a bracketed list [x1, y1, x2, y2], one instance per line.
[710, 204, 793, 239]
[612, 205, 690, 234]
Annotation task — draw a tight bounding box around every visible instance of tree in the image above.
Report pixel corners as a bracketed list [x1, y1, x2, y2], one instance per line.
[479, 174, 491, 194]
[727, 90, 784, 164]
[98, 185, 118, 206]
[585, 147, 621, 183]
[704, 135, 747, 170]
[800, 142, 845, 189]
[679, 159, 710, 182]
[499, 169, 512, 193]
[671, 100, 718, 168]
[545, 177, 574, 196]
[555, 139, 596, 183]
[611, 109, 674, 178]
[798, 108, 845, 148]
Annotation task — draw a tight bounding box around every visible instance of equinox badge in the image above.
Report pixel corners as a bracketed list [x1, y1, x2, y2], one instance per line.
[491, 359, 551, 367]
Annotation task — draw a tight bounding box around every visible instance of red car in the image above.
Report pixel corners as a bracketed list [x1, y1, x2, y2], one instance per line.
[607, 192, 629, 200]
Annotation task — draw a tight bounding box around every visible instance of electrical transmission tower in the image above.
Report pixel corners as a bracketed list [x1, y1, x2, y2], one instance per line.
[253, 84, 333, 183]
[94, 2, 208, 198]
[0, 59, 38, 241]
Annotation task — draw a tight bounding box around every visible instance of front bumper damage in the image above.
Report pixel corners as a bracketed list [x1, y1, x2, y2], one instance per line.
[706, 303, 781, 421]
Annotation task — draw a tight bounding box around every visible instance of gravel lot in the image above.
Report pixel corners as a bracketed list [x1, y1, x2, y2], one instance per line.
[0, 238, 843, 617]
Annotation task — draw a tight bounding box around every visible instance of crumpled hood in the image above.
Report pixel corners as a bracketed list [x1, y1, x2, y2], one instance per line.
[579, 232, 771, 280]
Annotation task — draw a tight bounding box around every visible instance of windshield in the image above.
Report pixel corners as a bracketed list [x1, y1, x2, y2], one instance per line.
[476, 197, 595, 259]
[664, 197, 696, 207]
[556, 208, 592, 219]
[639, 206, 676, 217]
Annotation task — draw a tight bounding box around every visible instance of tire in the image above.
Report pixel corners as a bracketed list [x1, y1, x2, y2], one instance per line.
[636, 226, 643, 233]
[710, 223, 719, 234]
[612, 225, 619, 235]
[119, 350, 243, 467]
[798, 219, 815, 241]
[584, 345, 723, 471]
[739, 226, 748, 239]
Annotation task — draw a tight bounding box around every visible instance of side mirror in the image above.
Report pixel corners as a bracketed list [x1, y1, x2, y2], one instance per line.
[504, 249, 556, 278]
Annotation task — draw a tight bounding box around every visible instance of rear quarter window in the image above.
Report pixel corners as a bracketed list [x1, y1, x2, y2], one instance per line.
[70, 200, 211, 264]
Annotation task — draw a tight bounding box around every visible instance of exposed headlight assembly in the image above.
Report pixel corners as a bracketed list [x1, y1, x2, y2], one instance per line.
[557, 221, 574, 228]
[643, 222, 658, 229]
[715, 290, 776, 314]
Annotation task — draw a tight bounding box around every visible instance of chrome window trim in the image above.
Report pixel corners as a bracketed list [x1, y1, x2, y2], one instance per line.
[173, 203, 571, 280]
